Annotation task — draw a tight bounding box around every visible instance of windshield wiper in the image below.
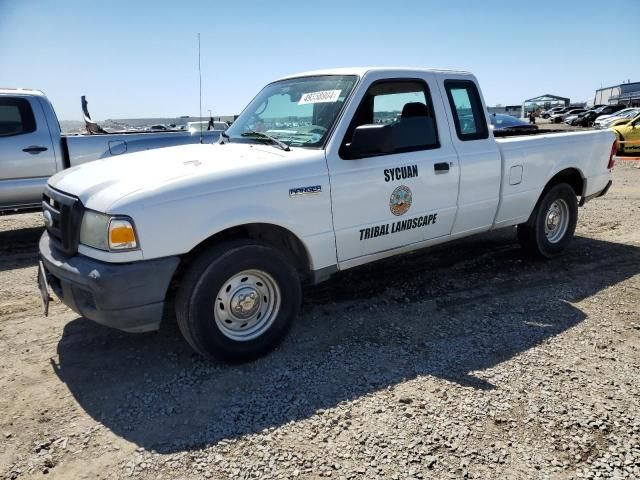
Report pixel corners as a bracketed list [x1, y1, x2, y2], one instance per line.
[218, 130, 230, 145]
[241, 131, 291, 151]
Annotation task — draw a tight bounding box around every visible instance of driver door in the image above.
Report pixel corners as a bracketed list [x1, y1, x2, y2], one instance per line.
[324, 71, 460, 264]
[0, 96, 57, 209]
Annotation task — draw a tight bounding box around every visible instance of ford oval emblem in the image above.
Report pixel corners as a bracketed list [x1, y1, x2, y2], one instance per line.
[43, 210, 53, 228]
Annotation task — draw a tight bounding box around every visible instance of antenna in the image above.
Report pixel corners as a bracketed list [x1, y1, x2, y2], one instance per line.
[198, 33, 203, 144]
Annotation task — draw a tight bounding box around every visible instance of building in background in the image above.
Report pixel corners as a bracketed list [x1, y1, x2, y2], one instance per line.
[521, 94, 570, 117]
[594, 82, 640, 107]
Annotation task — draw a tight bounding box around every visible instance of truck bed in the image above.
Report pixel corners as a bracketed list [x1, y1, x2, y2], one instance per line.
[493, 129, 615, 228]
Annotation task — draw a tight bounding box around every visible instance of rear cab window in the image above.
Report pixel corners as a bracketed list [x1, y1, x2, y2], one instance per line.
[444, 80, 489, 141]
[0, 97, 36, 137]
[341, 79, 440, 158]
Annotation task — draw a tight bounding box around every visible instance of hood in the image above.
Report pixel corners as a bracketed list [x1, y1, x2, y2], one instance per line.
[606, 118, 630, 127]
[49, 143, 297, 212]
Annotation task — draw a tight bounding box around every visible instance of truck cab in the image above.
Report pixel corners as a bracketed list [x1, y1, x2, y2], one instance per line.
[0, 89, 64, 211]
[38, 68, 615, 362]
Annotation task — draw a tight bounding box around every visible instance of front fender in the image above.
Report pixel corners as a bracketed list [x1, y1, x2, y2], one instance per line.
[186, 203, 336, 272]
[131, 184, 336, 271]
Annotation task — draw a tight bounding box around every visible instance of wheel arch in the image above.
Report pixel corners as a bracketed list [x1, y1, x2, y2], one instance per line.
[519, 167, 584, 227]
[543, 167, 585, 199]
[169, 222, 314, 296]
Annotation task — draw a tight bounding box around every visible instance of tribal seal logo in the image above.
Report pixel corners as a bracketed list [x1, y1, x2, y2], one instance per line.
[389, 185, 412, 216]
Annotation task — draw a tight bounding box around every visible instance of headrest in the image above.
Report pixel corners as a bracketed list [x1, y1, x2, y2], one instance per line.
[401, 102, 429, 118]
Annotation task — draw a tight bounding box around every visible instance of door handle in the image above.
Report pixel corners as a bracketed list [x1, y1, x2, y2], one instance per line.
[434, 162, 450, 172]
[23, 145, 48, 154]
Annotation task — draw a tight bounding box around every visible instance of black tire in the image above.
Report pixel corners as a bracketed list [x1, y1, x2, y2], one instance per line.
[175, 240, 302, 362]
[517, 182, 578, 258]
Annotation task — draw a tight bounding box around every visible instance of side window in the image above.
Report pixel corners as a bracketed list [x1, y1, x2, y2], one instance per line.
[0, 97, 36, 137]
[341, 79, 439, 158]
[373, 90, 426, 125]
[444, 80, 489, 141]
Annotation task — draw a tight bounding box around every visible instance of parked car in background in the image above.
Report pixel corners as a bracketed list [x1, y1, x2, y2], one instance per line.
[597, 109, 640, 129]
[541, 106, 565, 119]
[489, 113, 538, 134]
[0, 89, 222, 213]
[567, 108, 599, 126]
[550, 108, 586, 124]
[611, 113, 640, 155]
[578, 105, 626, 127]
[594, 108, 640, 128]
[565, 107, 601, 126]
[564, 112, 585, 125]
[545, 106, 581, 119]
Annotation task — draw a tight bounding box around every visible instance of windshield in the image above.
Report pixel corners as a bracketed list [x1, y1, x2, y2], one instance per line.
[603, 109, 639, 124]
[224, 75, 358, 148]
[618, 108, 640, 118]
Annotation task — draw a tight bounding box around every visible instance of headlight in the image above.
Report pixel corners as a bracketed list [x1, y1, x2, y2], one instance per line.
[80, 211, 110, 250]
[79, 211, 139, 251]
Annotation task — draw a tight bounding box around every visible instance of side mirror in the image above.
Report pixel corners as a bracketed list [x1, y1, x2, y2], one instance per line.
[344, 124, 393, 158]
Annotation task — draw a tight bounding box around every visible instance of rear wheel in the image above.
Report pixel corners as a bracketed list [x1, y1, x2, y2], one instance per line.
[175, 240, 302, 362]
[517, 182, 578, 258]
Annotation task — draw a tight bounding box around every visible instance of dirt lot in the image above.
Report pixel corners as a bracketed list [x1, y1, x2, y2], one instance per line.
[1, 163, 639, 480]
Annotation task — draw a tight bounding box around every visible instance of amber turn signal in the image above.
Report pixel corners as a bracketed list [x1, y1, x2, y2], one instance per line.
[108, 219, 138, 250]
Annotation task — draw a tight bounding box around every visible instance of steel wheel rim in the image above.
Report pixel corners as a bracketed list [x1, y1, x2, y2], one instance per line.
[544, 199, 569, 243]
[214, 269, 280, 341]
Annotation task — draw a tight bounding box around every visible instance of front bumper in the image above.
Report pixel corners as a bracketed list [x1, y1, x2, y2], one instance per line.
[39, 232, 180, 333]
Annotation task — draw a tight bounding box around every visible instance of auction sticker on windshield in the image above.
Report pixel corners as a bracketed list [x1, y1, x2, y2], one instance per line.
[299, 90, 342, 105]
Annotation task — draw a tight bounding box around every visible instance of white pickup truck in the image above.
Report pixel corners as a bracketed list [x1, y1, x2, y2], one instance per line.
[38, 68, 615, 361]
[0, 89, 222, 213]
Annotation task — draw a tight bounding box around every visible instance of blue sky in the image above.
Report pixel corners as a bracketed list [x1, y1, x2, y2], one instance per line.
[1, 0, 638, 121]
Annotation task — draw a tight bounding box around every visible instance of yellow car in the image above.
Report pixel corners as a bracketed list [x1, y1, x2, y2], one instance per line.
[611, 113, 640, 154]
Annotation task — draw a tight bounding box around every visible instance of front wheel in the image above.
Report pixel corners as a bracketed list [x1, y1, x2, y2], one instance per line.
[175, 240, 302, 362]
[517, 183, 578, 258]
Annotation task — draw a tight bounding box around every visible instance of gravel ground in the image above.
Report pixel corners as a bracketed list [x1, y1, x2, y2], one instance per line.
[1, 163, 639, 480]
